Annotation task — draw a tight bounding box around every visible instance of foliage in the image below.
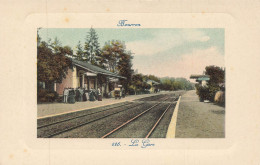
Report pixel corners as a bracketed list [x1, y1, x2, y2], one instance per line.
[130, 74, 152, 94]
[195, 65, 225, 102]
[128, 74, 194, 93]
[37, 89, 58, 102]
[206, 65, 225, 102]
[159, 77, 194, 91]
[37, 33, 72, 103]
[196, 83, 221, 102]
[101, 40, 134, 93]
[131, 74, 144, 92]
[205, 65, 225, 85]
[76, 41, 84, 61]
[101, 40, 124, 72]
[37, 40, 73, 85]
[208, 84, 221, 101]
[159, 78, 175, 91]
[128, 86, 136, 95]
[147, 75, 160, 83]
[50, 37, 62, 53]
[117, 50, 134, 93]
[195, 84, 210, 101]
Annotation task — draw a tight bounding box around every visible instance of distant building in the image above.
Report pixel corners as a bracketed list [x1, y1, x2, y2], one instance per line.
[190, 74, 210, 87]
[147, 80, 160, 93]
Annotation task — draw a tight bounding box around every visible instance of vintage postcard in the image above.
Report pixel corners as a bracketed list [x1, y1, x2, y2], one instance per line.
[37, 28, 225, 139]
[1, 1, 260, 164]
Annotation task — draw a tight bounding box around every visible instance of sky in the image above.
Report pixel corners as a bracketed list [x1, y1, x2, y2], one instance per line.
[38, 28, 224, 81]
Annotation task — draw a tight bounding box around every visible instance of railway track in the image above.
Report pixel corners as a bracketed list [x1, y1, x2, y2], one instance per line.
[37, 101, 134, 129]
[101, 103, 161, 138]
[37, 94, 178, 138]
[37, 102, 145, 138]
[145, 103, 172, 138]
[134, 94, 169, 101]
[101, 102, 175, 138]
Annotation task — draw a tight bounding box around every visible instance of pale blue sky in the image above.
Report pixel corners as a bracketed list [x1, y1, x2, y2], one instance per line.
[38, 28, 224, 79]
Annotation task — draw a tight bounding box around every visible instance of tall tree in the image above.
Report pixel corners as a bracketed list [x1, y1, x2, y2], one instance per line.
[84, 27, 101, 65]
[117, 50, 134, 92]
[37, 28, 41, 47]
[50, 37, 62, 53]
[76, 41, 84, 61]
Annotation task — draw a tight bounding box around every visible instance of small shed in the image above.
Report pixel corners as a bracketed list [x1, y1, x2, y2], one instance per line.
[190, 74, 210, 86]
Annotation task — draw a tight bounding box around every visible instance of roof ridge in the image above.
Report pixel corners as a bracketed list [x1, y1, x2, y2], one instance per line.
[71, 58, 125, 79]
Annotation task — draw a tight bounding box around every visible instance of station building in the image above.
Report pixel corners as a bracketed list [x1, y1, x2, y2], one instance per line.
[55, 59, 125, 96]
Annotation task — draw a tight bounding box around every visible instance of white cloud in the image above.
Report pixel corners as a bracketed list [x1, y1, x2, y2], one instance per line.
[133, 47, 224, 80]
[171, 47, 224, 78]
[126, 32, 182, 56]
[181, 29, 210, 42]
[126, 29, 210, 56]
[200, 36, 210, 42]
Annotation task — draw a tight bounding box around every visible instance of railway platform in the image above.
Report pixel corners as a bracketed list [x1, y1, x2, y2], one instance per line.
[175, 90, 225, 138]
[37, 91, 177, 118]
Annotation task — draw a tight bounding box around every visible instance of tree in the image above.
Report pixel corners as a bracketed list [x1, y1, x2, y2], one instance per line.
[130, 74, 151, 94]
[101, 40, 134, 93]
[205, 65, 225, 85]
[131, 74, 144, 93]
[49, 37, 73, 56]
[63, 45, 73, 55]
[76, 41, 84, 61]
[50, 37, 62, 53]
[205, 65, 225, 101]
[37, 28, 41, 47]
[117, 50, 134, 93]
[160, 77, 175, 91]
[37, 40, 72, 91]
[84, 27, 101, 65]
[159, 77, 194, 91]
[101, 40, 123, 72]
[147, 75, 160, 83]
[195, 65, 225, 102]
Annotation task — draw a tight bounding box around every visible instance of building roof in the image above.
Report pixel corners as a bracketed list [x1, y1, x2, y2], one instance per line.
[147, 79, 160, 85]
[72, 59, 126, 79]
[190, 74, 210, 79]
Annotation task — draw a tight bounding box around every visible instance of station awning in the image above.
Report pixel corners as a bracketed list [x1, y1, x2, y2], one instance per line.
[72, 59, 126, 79]
[190, 74, 210, 79]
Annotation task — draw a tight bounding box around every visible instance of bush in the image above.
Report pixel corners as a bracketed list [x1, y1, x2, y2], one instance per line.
[37, 89, 58, 103]
[128, 86, 136, 95]
[196, 84, 223, 103]
[196, 85, 210, 102]
[208, 85, 221, 102]
[214, 91, 225, 105]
